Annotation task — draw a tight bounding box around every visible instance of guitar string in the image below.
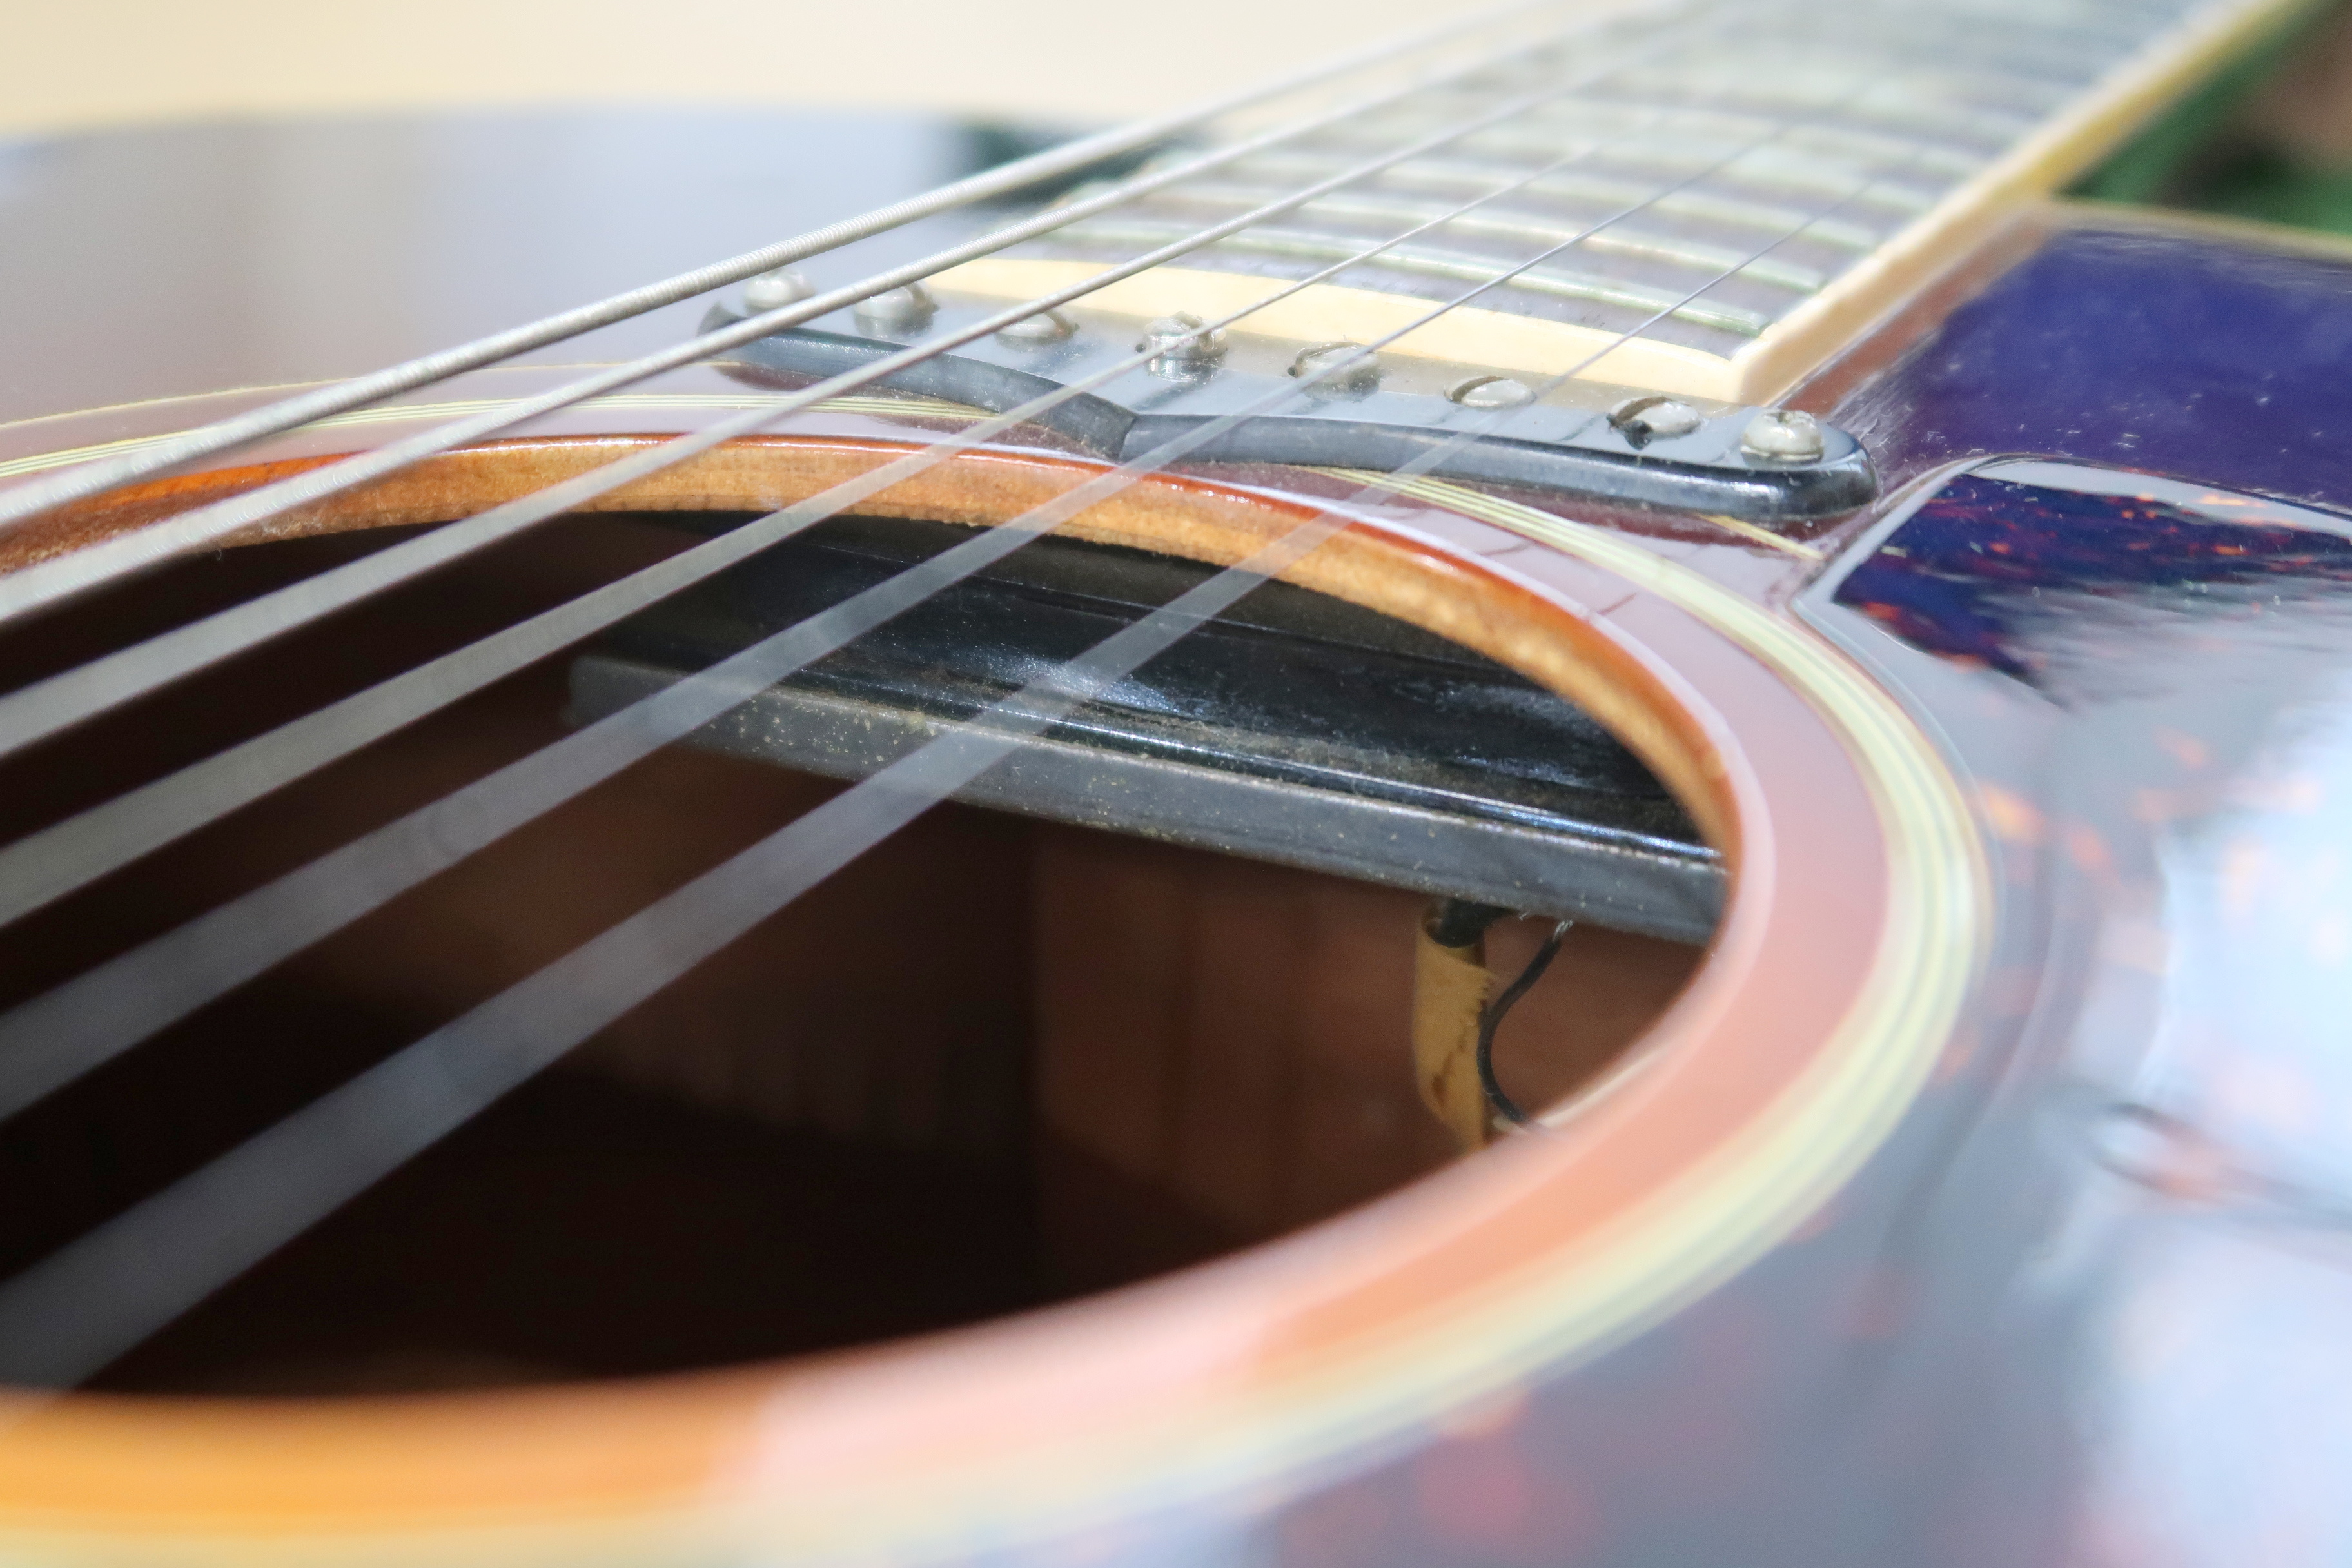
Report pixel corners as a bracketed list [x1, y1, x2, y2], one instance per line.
[12, 0, 2082, 627]
[0, 26, 1849, 1121]
[0, 1, 1699, 626]
[0, 2, 1734, 768]
[0, 86, 1704, 935]
[0, 0, 2080, 628]
[0, 95, 1925, 1387]
[0, 0, 1593, 534]
[0, 0, 2166, 549]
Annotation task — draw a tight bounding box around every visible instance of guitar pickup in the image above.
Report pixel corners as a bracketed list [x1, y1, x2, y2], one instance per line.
[702, 303, 1876, 524]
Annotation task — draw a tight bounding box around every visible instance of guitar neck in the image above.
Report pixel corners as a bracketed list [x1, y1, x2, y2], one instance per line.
[937, 0, 2305, 403]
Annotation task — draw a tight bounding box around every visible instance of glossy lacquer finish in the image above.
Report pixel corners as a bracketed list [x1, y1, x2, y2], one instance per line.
[664, 222, 2352, 1568]
[1841, 222, 2352, 513]
[1230, 223, 2352, 1568]
[1808, 461, 2352, 1567]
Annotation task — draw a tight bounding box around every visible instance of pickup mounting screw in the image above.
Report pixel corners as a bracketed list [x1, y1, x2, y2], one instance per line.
[1609, 395, 1703, 442]
[1448, 375, 1534, 410]
[1740, 407, 1825, 462]
[743, 268, 814, 313]
[1139, 313, 1227, 375]
[854, 282, 937, 333]
[1290, 341, 1383, 395]
[997, 309, 1075, 346]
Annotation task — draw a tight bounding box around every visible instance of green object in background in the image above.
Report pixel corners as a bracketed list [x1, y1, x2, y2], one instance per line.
[2076, 0, 2352, 238]
[2192, 148, 2352, 231]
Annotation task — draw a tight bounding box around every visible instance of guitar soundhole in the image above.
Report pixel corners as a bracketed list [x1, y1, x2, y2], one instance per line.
[0, 508, 1706, 1396]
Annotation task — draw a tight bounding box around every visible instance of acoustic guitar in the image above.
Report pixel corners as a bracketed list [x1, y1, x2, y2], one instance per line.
[1, 1, 2348, 1563]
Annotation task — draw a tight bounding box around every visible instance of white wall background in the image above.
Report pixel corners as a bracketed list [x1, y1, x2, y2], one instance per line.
[3, 0, 1509, 137]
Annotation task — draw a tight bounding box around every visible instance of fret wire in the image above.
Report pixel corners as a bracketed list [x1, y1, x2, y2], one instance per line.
[0, 19, 1756, 1083]
[1113, 185, 1834, 290]
[0, 9, 1665, 627]
[0, 81, 1930, 1389]
[1039, 221, 1781, 333]
[0, 0, 1594, 536]
[1224, 152, 1890, 250]
[1837, 0, 2161, 66]
[0, 8, 1731, 779]
[1583, 68, 2043, 142]
[1305, 119, 1948, 210]
[1373, 54, 2053, 141]
[1605, 52, 2088, 118]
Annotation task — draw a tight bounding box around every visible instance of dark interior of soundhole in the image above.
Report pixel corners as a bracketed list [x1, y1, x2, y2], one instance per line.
[0, 510, 1705, 1395]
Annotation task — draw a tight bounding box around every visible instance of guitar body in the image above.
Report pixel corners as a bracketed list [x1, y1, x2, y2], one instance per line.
[1, 8, 2348, 1567]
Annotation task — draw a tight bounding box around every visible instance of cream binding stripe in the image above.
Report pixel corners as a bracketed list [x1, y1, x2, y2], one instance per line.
[934, 0, 2307, 404]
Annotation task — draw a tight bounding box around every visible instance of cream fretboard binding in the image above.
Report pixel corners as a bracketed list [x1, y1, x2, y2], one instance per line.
[934, 0, 2301, 403]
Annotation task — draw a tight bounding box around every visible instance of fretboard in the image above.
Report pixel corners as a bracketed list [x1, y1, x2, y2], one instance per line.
[936, 0, 2298, 402]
